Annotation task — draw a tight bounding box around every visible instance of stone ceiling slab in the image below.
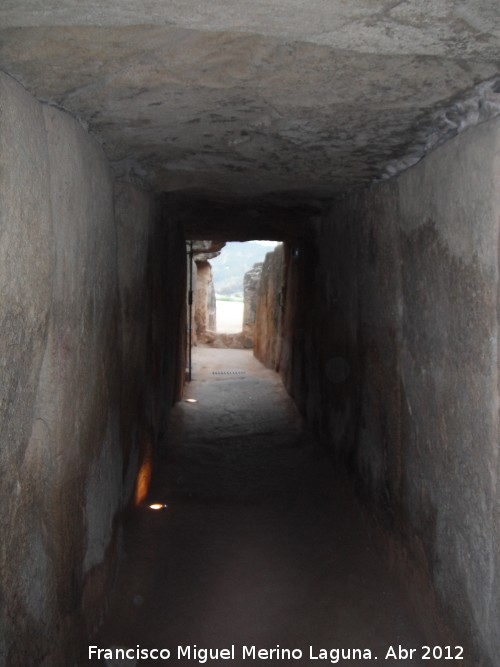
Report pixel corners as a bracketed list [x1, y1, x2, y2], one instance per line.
[1, 2, 499, 200]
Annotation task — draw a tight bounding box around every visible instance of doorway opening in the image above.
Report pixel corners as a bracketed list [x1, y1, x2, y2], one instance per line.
[190, 240, 280, 352]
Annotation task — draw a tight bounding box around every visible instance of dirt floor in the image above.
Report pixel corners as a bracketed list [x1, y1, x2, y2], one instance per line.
[92, 349, 446, 666]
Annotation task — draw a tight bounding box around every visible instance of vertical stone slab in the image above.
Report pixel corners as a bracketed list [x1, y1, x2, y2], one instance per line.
[28, 103, 121, 661]
[0, 73, 54, 666]
[397, 117, 500, 661]
[276, 114, 500, 666]
[114, 182, 158, 506]
[0, 77, 188, 665]
[243, 261, 263, 347]
[282, 207, 359, 456]
[149, 202, 186, 431]
[254, 246, 284, 369]
[355, 182, 403, 523]
[194, 260, 216, 340]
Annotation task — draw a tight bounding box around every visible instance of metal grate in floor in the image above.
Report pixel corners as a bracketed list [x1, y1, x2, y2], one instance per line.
[211, 370, 246, 376]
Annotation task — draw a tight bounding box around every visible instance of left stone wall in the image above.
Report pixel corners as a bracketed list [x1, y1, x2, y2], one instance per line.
[0, 73, 185, 665]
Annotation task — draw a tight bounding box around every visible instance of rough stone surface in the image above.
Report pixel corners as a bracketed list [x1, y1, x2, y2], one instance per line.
[0, 71, 56, 667]
[242, 262, 263, 345]
[276, 116, 500, 666]
[2, 91, 121, 666]
[207, 331, 247, 349]
[254, 245, 285, 370]
[192, 239, 225, 262]
[177, 195, 320, 241]
[0, 74, 186, 666]
[0, 3, 499, 203]
[114, 181, 186, 507]
[114, 182, 159, 499]
[194, 260, 217, 342]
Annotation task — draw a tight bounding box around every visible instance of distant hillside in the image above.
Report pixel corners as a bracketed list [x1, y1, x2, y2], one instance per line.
[211, 241, 279, 296]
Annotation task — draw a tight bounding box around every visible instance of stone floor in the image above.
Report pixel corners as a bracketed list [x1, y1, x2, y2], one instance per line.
[92, 349, 443, 666]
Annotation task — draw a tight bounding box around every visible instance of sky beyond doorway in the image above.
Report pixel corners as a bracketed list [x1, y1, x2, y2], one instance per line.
[210, 241, 278, 298]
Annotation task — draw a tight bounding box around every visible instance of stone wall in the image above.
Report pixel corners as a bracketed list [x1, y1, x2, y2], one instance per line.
[277, 116, 500, 665]
[194, 260, 216, 341]
[189, 241, 223, 347]
[0, 73, 185, 665]
[253, 245, 285, 370]
[114, 183, 186, 506]
[242, 262, 263, 347]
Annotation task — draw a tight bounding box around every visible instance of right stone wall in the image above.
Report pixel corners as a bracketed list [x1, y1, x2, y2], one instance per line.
[279, 116, 500, 665]
[253, 245, 285, 369]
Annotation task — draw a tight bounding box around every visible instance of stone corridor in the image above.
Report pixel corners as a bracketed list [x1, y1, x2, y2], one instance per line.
[2, 3, 500, 666]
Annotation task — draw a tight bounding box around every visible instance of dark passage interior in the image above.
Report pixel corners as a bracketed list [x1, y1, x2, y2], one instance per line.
[1, 4, 500, 666]
[96, 348, 433, 665]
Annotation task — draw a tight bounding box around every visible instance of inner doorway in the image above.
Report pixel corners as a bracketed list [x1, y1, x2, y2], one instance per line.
[191, 240, 279, 350]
